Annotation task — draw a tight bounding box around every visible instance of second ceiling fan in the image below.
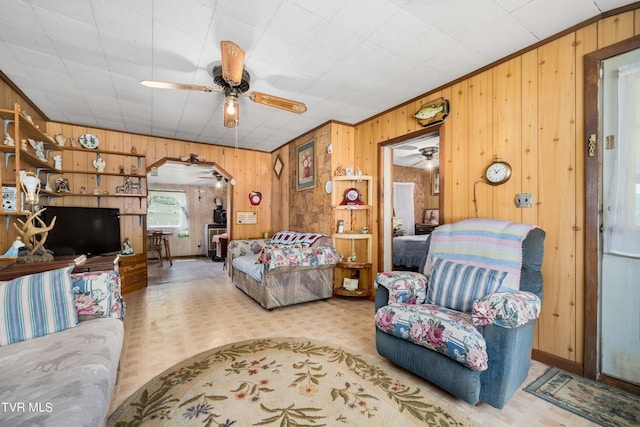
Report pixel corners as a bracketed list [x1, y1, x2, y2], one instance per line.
[140, 40, 307, 128]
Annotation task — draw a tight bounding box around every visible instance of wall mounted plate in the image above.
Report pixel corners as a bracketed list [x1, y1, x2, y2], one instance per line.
[325, 180, 333, 194]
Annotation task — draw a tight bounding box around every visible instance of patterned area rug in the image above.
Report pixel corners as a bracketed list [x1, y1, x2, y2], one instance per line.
[108, 337, 477, 426]
[525, 367, 640, 426]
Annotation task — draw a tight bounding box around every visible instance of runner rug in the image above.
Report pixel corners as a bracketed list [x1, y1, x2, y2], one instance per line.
[524, 367, 640, 426]
[108, 337, 477, 426]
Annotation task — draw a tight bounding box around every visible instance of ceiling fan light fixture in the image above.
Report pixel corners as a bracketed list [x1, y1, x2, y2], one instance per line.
[224, 101, 239, 128]
[225, 95, 236, 115]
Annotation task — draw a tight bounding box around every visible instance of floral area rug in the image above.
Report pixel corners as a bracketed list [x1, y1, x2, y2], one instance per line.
[524, 367, 640, 426]
[108, 337, 477, 426]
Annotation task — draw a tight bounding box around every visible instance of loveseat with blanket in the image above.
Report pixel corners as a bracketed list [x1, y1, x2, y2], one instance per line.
[0, 266, 125, 426]
[375, 218, 545, 409]
[228, 231, 340, 309]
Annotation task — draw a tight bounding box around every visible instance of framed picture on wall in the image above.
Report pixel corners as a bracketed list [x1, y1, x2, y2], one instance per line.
[424, 209, 439, 225]
[297, 140, 315, 191]
[431, 169, 440, 195]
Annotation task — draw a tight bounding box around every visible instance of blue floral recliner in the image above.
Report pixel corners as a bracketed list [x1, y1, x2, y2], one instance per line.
[375, 218, 545, 409]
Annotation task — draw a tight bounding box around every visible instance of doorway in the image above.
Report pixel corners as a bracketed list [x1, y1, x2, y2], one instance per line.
[584, 38, 640, 394]
[146, 157, 234, 259]
[380, 128, 442, 271]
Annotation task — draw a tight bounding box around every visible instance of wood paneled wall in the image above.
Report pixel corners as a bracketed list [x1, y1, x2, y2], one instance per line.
[32, 122, 274, 256]
[349, 9, 640, 368]
[2, 6, 639, 369]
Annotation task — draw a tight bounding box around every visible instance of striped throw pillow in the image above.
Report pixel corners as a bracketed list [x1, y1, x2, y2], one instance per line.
[427, 258, 507, 313]
[0, 266, 78, 345]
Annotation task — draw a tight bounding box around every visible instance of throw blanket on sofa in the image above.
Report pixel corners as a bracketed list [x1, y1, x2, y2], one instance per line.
[424, 219, 534, 290]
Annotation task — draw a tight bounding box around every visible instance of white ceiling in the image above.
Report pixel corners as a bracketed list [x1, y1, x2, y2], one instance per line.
[0, 0, 634, 154]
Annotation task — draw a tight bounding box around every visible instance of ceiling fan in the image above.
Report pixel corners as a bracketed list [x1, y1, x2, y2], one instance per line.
[197, 168, 224, 181]
[140, 40, 307, 128]
[401, 146, 439, 168]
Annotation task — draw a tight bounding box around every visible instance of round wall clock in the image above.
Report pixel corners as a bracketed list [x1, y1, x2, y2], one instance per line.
[340, 187, 364, 205]
[485, 160, 512, 185]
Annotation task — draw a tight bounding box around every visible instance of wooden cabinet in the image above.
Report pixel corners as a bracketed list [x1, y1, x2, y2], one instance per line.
[118, 253, 147, 294]
[331, 175, 373, 297]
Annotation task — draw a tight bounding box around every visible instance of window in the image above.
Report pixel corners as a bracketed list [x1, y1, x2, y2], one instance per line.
[147, 189, 189, 237]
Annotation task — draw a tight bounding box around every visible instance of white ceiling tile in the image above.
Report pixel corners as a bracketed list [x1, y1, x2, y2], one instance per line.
[153, 0, 214, 38]
[332, 0, 400, 38]
[0, 0, 636, 159]
[510, 0, 601, 39]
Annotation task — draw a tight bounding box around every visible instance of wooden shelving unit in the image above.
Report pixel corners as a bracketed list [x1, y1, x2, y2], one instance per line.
[330, 175, 373, 297]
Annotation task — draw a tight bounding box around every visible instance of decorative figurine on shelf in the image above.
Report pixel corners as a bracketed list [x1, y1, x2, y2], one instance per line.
[53, 154, 62, 170]
[130, 165, 138, 175]
[34, 141, 45, 161]
[93, 187, 100, 195]
[131, 146, 137, 154]
[334, 164, 344, 176]
[79, 186, 86, 194]
[3, 119, 15, 146]
[93, 155, 106, 172]
[70, 137, 78, 147]
[337, 219, 344, 234]
[356, 166, 363, 181]
[122, 238, 134, 255]
[20, 139, 28, 150]
[45, 179, 52, 192]
[119, 165, 125, 174]
[55, 177, 70, 193]
[3, 133, 14, 146]
[54, 134, 66, 146]
[115, 176, 141, 194]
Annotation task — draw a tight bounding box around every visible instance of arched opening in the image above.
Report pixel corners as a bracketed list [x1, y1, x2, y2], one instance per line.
[146, 157, 235, 261]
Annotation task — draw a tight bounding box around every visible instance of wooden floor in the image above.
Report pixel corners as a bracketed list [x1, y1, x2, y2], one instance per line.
[110, 257, 598, 426]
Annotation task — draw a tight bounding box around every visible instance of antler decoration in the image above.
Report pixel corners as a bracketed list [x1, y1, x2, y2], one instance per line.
[13, 208, 57, 254]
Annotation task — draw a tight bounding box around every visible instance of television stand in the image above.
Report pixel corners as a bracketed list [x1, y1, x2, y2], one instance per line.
[0, 253, 147, 294]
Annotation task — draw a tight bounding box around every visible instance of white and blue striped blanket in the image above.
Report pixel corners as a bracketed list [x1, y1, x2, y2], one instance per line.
[424, 219, 535, 291]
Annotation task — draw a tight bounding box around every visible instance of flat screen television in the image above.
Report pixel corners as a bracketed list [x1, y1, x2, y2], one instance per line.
[40, 206, 121, 257]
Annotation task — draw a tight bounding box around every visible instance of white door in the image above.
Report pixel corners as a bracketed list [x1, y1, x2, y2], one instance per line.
[600, 49, 640, 385]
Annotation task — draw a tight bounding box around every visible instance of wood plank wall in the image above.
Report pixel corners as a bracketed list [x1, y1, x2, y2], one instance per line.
[1, 6, 638, 369]
[2, 122, 275, 257]
[348, 9, 640, 368]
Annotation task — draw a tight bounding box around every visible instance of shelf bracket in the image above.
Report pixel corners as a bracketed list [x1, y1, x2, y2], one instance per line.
[96, 174, 101, 186]
[5, 216, 10, 231]
[97, 196, 101, 208]
[4, 152, 14, 169]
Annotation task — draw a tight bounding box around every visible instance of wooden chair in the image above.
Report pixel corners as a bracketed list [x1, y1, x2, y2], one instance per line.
[162, 236, 173, 266]
[147, 232, 164, 267]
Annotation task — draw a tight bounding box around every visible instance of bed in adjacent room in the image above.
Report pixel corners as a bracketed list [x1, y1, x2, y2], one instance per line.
[392, 233, 431, 271]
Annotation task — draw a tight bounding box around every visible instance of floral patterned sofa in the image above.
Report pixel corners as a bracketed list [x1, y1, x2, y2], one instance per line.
[228, 231, 340, 309]
[0, 267, 124, 426]
[375, 218, 545, 409]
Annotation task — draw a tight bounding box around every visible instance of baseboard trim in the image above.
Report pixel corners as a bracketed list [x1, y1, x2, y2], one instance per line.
[532, 349, 583, 375]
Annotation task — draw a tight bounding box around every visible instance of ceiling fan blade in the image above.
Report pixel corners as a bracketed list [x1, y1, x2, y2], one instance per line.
[140, 80, 218, 92]
[224, 102, 239, 128]
[220, 40, 245, 87]
[246, 91, 307, 114]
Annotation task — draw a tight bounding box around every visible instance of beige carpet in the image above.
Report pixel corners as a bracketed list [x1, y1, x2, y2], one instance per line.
[108, 337, 478, 426]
